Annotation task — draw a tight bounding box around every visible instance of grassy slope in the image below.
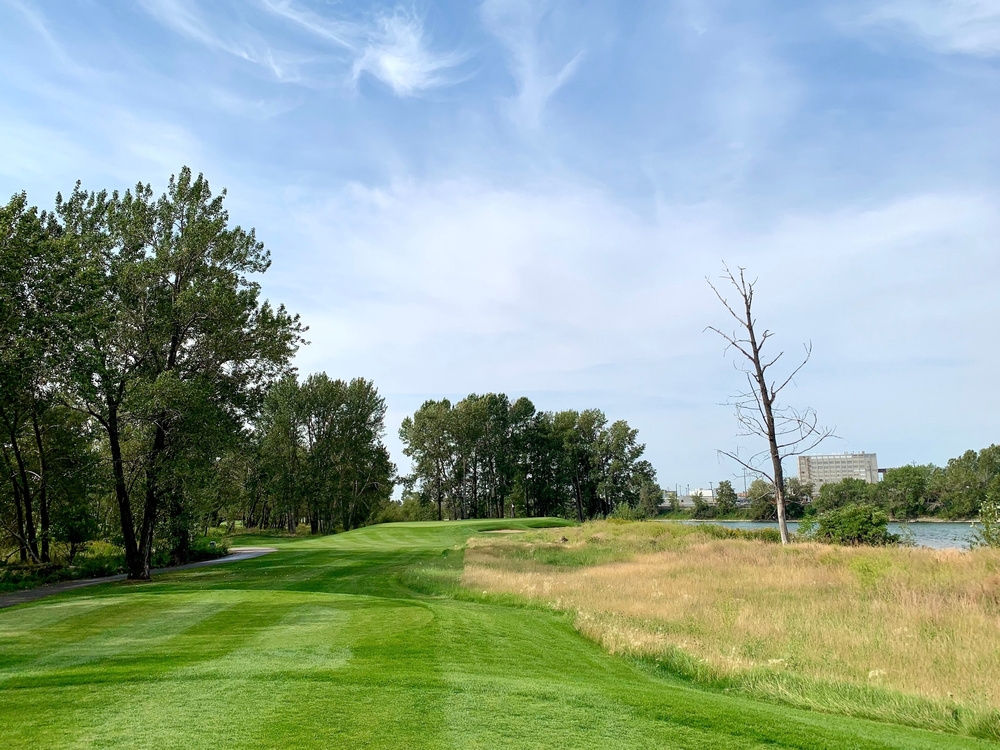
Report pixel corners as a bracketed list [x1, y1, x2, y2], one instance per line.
[463, 521, 1000, 738]
[0, 520, 992, 749]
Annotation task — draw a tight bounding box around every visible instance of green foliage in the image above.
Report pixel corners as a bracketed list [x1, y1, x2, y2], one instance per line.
[804, 453, 1000, 522]
[782, 478, 811, 519]
[152, 535, 230, 567]
[609, 502, 647, 521]
[691, 491, 715, 519]
[803, 503, 900, 546]
[874, 464, 934, 519]
[747, 479, 776, 520]
[638, 480, 663, 518]
[374, 491, 439, 523]
[52, 167, 304, 575]
[249, 373, 396, 534]
[973, 495, 1000, 549]
[716, 480, 738, 516]
[698, 523, 783, 544]
[0, 548, 125, 593]
[666, 491, 680, 512]
[930, 446, 1000, 519]
[812, 478, 875, 515]
[400, 396, 656, 522]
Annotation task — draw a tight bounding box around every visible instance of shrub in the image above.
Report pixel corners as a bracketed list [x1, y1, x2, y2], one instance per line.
[691, 493, 715, 519]
[812, 478, 876, 514]
[188, 535, 230, 561]
[638, 481, 663, 518]
[375, 494, 439, 523]
[803, 503, 900, 546]
[609, 503, 647, 521]
[0, 548, 125, 593]
[697, 523, 781, 544]
[973, 496, 1000, 548]
[151, 536, 230, 567]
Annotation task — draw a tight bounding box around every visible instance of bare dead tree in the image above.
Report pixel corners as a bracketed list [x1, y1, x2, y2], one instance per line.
[706, 264, 834, 544]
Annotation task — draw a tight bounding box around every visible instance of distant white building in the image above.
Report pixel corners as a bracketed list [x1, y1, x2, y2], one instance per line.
[679, 488, 716, 508]
[798, 452, 878, 491]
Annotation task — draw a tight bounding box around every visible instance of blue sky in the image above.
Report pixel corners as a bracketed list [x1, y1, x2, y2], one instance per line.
[2, 0, 999, 491]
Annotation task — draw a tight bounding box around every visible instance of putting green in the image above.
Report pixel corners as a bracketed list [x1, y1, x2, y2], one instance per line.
[0, 520, 991, 748]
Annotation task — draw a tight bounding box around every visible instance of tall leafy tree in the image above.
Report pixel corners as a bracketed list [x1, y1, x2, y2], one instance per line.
[873, 465, 935, 520]
[400, 400, 456, 521]
[299, 374, 395, 532]
[0, 193, 83, 563]
[716, 480, 738, 516]
[56, 168, 303, 578]
[400, 396, 656, 522]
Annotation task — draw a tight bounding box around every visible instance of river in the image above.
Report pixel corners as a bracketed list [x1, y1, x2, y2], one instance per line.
[680, 520, 980, 549]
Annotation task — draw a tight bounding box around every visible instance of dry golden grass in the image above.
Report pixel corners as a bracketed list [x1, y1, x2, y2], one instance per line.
[464, 521, 1000, 713]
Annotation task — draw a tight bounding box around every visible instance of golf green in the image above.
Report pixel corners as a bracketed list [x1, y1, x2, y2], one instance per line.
[0, 520, 991, 748]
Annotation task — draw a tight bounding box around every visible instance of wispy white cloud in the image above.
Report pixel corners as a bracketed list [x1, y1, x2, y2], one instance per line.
[480, 0, 584, 129]
[141, 0, 466, 94]
[351, 10, 469, 96]
[264, 1, 467, 95]
[259, 0, 359, 48]
[862, 0, 1000, 56]
[140, 0, 304, 80]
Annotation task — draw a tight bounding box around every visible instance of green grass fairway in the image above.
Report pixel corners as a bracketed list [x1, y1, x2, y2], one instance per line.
[0, 520, 993, 749]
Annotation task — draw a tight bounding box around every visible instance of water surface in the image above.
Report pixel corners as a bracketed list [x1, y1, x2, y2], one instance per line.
[680, 520, 978, 549]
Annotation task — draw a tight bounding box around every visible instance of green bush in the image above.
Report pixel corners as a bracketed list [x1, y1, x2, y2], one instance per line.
[691, 493, 716, 519]
[151, 536, 230, 568]
[0, 550, 125, 593]
[188, 535, 230, 561]
[697, 523, 782, 544]
[973, 497, 1000, 549]
[609, 503, 647, 521]
[802, 503, 900, 546]
[375, 494, 439, 523]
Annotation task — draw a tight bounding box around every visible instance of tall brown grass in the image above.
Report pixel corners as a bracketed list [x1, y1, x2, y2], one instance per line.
[463, 521, 1000, 735]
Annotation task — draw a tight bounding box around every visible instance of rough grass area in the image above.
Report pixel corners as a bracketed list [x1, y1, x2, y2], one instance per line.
[0, 519, 993, 748]
[463, 520, 1000, 740]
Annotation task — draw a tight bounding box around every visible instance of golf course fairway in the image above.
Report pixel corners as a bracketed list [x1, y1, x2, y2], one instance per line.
[0, 520, 992, 749]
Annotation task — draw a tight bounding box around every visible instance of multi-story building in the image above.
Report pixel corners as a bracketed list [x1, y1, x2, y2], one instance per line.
[798, 452, 878, 491]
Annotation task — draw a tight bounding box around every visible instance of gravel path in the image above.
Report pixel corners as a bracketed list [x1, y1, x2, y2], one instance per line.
[0, 546, 277, 610]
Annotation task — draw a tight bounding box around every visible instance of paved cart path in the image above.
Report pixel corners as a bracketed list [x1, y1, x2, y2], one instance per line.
[0, 547, 277, 610]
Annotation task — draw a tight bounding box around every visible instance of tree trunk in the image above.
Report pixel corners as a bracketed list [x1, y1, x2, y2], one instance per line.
[2, 446, 29, 562]
[11, 479, 28, 562]
[9, 432, 40, 562]
[30, 407, 50, 562]
[106, 406, 145, 578]
[744, 297, 790, 545]
[572, 476, 584, 523]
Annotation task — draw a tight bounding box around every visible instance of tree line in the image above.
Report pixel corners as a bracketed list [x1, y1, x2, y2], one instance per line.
[0, 169, 395, 579]
[690, 444, 1000, 522]
[399, 394, 660, 522]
